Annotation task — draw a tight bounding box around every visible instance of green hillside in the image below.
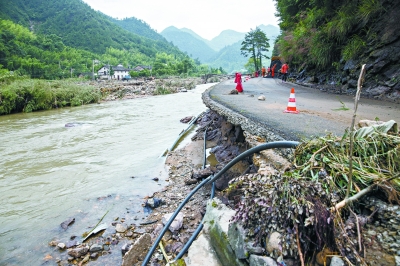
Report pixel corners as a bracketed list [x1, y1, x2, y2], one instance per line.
[0, 0, 215, 80]
[206, 41, 248, 73]
[209, 30, 245, 51]
[109, 17, 166, 42]
[0, 0, 184, 57]
[274, 0, 400, 101]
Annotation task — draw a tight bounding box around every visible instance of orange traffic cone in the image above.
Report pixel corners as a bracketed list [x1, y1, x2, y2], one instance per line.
[284, 88, 299, 114]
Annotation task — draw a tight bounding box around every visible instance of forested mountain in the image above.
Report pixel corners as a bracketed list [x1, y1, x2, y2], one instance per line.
[0, 0, 184, 57]
[179, 28, 210, 45]
[0, 0, 214, 79]
[274, 0, 400, 101]
[209, 30, 246, 51]
[161, 26, 217, 63]
[109, 17, 166, 42]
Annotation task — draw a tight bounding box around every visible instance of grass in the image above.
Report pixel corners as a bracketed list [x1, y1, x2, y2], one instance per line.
[0, 78, 101, 115]
[342, 35, 366, 61]
[332, 98, 350, 111]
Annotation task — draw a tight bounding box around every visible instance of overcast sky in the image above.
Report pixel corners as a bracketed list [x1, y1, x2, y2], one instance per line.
[81, 0, 280, 40]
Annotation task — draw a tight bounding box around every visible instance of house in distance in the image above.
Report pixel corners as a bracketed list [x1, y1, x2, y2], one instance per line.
[97, 64, 152, 80]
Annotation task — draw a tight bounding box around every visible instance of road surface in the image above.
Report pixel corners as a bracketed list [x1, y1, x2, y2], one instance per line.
[207, 77, 400, 140]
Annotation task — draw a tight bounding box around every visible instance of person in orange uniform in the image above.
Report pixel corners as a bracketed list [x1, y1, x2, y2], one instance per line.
[280, 63, 289, 82]
[271, 64, 277, 78]
[262, 66, 266, 77]
[234, 72, 243, 92]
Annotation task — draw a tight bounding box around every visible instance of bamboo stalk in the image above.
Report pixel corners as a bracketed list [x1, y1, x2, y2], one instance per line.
[347, 64, 366, 198]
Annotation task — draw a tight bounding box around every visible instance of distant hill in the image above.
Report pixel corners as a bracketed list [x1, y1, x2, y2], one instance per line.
[209, 30, 246, 51]
[206, 41, 248, 74]
[257, 24, 281, 40]
[179, 28, 210, 44]
[161, 26, 217, 62]
[161, 24, 280, 73]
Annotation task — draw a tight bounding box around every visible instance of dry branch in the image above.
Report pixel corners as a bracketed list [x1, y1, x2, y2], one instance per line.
[347, 64, 367, 198]
[332, 184, 374, 212]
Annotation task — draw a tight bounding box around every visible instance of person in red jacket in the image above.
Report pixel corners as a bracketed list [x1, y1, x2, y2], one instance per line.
[234, 72, 243, 93]
[280, 63, 289, 82]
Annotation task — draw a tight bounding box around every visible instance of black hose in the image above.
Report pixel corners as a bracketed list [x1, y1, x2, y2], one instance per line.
[141, 140, 299, 265]
[173, 125, 214, 261]
[206, 141, 299, 185]
[141, 178, 210, 266]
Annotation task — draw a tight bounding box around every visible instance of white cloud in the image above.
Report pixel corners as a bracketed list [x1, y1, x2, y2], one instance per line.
[82, 0, 280, 40]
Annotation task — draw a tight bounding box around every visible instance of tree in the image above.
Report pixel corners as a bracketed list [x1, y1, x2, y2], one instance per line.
[241, 28, 270, 72]
[253, 28, 270, 70]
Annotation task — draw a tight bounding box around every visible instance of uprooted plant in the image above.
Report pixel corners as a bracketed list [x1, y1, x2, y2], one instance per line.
[225, 122, 399, 264]
[227, 172, 337, 261]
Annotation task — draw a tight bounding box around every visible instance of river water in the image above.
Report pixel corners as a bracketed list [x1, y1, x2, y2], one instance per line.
[0, 83, 213, 265]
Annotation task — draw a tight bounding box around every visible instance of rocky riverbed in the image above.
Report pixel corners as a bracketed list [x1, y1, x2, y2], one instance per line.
[85, 75, 228, 102]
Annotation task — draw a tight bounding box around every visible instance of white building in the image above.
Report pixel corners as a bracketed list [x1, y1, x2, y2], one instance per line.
[97, 65, 110, 79]
[97, 64, 131, 80]
[113, 64, 130, 80]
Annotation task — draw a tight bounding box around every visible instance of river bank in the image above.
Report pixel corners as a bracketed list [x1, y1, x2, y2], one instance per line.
[44, 107, 262, 266]
[0, 75, 227, 115]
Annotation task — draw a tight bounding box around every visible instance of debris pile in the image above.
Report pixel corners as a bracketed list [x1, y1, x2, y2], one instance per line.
[225, 120, 400, 265]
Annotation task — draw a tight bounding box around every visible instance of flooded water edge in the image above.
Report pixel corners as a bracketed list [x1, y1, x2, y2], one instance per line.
[0, 83, 214, 265]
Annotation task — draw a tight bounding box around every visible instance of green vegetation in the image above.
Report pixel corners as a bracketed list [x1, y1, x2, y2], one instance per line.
[332, 98, 350, 111]
[274, 0, 387, 71]
[0, 19, 209, 80]
[0, 0, 181, 56]
[0, 76, 100, 115]
[0, 0, 225, 83]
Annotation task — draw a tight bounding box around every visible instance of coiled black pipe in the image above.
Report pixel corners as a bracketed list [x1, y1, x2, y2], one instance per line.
[141, 140, 299, 265]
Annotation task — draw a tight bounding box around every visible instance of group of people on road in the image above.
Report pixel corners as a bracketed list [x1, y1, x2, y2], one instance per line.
[234, 62, 290, 93]
[261, 63, 289, 81]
